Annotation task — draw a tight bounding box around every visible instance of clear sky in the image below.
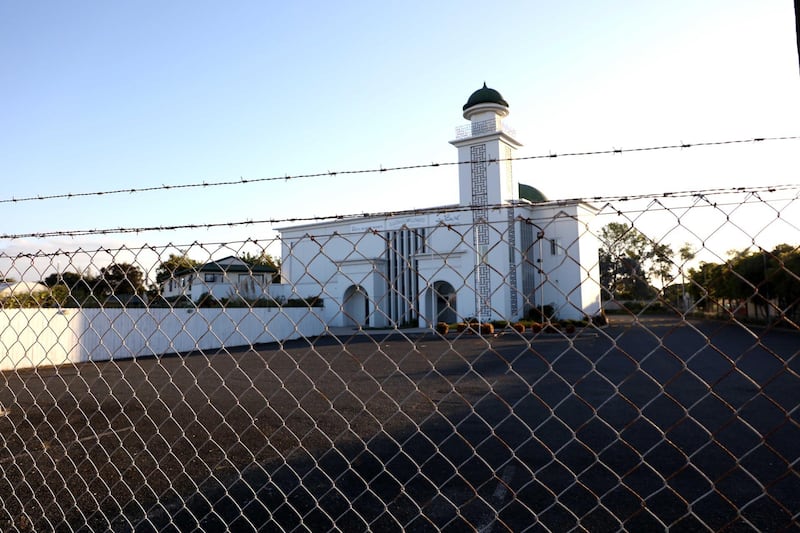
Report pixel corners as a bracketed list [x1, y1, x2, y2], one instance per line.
[1, 1, 799, 275]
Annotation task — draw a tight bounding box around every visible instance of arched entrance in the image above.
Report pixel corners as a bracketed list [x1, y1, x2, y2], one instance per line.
[433, 281, 457, 324]
[343, 285, 369, 327]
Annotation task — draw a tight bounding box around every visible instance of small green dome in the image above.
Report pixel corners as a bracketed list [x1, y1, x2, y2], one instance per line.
[519, 183, 548, 203]
[463, 83, 509, 111]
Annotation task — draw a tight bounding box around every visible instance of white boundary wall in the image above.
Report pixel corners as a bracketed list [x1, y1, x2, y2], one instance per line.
[0, 307, 326, 371]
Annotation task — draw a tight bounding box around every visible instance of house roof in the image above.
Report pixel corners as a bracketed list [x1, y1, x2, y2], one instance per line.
[173, 256, 276, 278]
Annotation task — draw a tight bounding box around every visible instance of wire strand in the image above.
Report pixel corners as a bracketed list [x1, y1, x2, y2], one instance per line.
[1, 136, 797, 206]
[1, 184, 797, 241]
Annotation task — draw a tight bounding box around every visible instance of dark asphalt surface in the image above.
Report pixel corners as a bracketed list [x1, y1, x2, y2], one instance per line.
[0, 316, 797, 531]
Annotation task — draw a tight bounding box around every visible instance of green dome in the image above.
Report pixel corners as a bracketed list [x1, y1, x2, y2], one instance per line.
[519, 183, 548, 203]
[463, 83, 509, 111]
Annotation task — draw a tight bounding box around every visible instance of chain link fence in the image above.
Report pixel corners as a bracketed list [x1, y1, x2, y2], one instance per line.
[0, 188, 798, 531]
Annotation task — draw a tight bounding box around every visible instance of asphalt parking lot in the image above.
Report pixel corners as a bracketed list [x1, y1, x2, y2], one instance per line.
[0, 316, 797, 531]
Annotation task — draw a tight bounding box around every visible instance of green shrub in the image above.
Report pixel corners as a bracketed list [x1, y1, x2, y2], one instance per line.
[197, 293, 223, 307]
[161, 295, 194, 308]
[642, 302, 666, 314]
[528, 305, 555, 322]
[285, 296, 324, 307]
[0, 292, 52, 308]
[622, 301, 644, 313]
[591, 311, 608, 326]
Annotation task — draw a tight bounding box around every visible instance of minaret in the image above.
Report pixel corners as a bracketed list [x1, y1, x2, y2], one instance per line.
[450, 84, 523, 322]
[450, 83, 522, 207]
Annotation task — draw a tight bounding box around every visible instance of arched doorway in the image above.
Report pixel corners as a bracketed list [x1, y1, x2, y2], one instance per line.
[343, 285, 369, 327]
[433, 281, 457, 324]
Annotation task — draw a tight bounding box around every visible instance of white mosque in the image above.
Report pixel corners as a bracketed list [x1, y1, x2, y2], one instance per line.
[277, 85, 602, 328]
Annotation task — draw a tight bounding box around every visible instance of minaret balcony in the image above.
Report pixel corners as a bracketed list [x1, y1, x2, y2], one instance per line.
[454, 118, 516, 140]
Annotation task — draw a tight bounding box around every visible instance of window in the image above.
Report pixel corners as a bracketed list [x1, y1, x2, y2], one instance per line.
[550, 239, 563, 256]
[205, 273, 216, 283]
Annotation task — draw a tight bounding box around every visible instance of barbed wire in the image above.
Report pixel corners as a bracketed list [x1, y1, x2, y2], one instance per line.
[1, 184, 797, 241]
[1, 239, 276, 263]
[1, 136, 797, 206]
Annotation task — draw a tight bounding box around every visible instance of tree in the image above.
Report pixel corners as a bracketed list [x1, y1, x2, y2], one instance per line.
[49, 284, 71, 307]
[650, 242, 675, 289]
[770, 244, 800, 321]
[240, 251, 281, 281]
[688, 243, 800, 321]
[688, 261, 728, 307]
[42, 270, 97, 306]
[240, 251, 281, 269]
[679, 243, 697, 265]
[155, 254, 201, 285]
[677, 243, 696, 310]
[43, 270, 93, 289]
[598, 222, 666, 300]
[96, 263, 146, 299]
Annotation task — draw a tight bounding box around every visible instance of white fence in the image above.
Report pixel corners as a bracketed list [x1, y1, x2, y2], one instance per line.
[0, 307, 325, 371]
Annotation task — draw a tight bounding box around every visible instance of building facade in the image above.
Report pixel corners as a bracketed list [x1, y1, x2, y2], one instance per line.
[161, 256, 277, 302]
[277, 85, 602, 328]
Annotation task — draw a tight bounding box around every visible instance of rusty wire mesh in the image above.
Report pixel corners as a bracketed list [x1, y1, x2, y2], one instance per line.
[0, 188, 798, 531]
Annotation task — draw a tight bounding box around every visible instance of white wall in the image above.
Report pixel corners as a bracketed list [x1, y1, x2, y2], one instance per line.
[279, 222, 395, 327]
[0, 309, 79, 371]
[527, 203, 602, 320]
[0, 307, 325, 371]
